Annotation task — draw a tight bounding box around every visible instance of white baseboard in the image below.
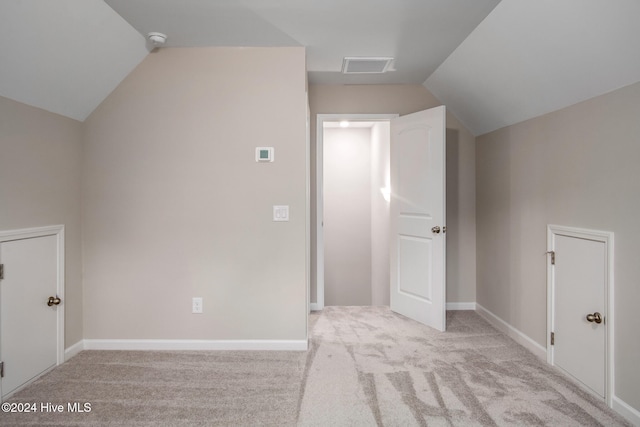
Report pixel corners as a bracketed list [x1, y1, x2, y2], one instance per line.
[476, 303, 546, 360]
[446, 302, 476, 310]
[64, 340, 85, 360]
[83, 339, 308, 351]
[312, 303, 476, 311]
[613, 396, 640, 426]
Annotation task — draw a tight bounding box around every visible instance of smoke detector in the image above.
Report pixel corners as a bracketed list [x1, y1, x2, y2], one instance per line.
[342, 57, 394, 74]
[147, 32, 167, 46]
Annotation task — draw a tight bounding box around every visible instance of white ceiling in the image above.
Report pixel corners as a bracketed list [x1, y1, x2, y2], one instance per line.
[1, 0, 639, 135]
[324, 121, 378, 129]
[425, 0, 640, 135]
[104, 0, 500, 85]
[0, 0, 148, 122]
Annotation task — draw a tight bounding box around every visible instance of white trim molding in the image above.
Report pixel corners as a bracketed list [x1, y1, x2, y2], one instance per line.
[446, 302, 476, 311]
[83, 339, 308, 351]
[312, 302, 478, 312]
[65, 340, 85, 360]
[612, 396, 640, 426]
[0, 224, 64, 241]
[476, 303, 546, 360]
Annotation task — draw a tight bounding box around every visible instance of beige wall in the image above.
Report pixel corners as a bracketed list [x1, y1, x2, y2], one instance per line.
[309, 84, 477, 305]
[476, 81, 640, 410]
[82, 47, 308, 340]
[0, 96, 84, 348]
[324, 128, 372, 305]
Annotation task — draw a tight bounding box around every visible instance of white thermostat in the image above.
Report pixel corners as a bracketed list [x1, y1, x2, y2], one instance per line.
[256, 147, 274, 162]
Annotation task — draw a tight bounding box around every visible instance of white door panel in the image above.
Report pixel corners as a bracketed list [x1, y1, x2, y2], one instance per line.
[390, 106, 446, 331]
[554, 234, 606, 397]
[398, 235, 433, 301]
[1, 234, 60, 399]
[548, 225, 612, 403]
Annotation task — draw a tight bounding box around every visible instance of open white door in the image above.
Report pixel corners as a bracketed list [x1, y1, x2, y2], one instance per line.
[390, 106, 446, 331]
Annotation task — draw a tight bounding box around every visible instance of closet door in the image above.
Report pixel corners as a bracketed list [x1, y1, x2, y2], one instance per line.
[1, 234, 60, 398]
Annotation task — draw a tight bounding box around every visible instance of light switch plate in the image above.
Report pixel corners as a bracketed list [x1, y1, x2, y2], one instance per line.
[273, 205, 289, 221]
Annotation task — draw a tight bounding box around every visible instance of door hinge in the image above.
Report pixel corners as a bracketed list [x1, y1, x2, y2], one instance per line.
[0, 361, 4, 378]
[0, 263, 3, 280]
[550, 332, 555, 346]
[546, 251, 555, 265]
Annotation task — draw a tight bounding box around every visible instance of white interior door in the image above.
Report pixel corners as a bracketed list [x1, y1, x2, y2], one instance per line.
[550, 230, 609, 399]
[0, 234, 60, 399]
[390, 106, 446, 331]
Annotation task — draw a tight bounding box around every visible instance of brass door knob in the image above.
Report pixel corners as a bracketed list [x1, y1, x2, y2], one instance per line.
[431, 226, 441, 234]
[586, 312, 602, 324]
[47, 296, 61, 307]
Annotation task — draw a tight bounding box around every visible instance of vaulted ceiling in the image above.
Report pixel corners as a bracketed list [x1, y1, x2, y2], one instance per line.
[425, 0, 640, 135]
[1, 0, 639, 135]
[0, 1, 147, 122]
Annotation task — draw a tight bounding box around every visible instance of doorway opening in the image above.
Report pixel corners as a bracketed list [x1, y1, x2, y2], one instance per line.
[315, 114, 397, 309]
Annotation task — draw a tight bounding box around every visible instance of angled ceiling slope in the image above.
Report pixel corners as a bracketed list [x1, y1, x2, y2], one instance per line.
[425, 0, 640, 136]
[105, 0, 500, 85]
[1, 0, 500, 121]
[0, 0, 148, 122]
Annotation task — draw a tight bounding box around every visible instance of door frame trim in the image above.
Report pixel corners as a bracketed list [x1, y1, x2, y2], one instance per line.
[0, 225, 65, 366]
[314, 114, 397, 310]
[546, 224, 614, 406]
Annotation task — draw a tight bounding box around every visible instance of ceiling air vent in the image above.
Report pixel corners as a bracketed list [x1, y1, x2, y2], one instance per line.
[342, 57, 394, 74]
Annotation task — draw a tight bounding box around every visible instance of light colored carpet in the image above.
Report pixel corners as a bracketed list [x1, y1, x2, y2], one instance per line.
[1, 307, 631, 426]
[298, 307, 630, 426]
[1, 350, 306, 426]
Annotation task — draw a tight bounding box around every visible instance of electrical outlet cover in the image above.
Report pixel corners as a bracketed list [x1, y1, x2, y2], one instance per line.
[192, 297, 203, 314]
